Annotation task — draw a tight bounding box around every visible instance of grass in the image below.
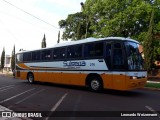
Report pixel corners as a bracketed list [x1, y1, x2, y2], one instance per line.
[145, 82, 160, 89]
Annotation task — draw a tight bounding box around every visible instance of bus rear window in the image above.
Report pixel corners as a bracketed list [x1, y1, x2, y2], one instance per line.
[16, 54, 23, 62]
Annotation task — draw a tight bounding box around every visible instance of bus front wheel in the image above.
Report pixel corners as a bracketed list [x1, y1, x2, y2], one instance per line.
[27, 73, 34, 84]
[89, 76, 103, 92]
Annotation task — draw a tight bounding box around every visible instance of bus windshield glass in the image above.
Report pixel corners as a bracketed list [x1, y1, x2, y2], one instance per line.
[125, 41, 144, 70]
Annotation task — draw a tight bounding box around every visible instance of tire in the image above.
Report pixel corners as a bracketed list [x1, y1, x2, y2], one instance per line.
[27, 73, 34, 84]
[89, 76, 103, 92]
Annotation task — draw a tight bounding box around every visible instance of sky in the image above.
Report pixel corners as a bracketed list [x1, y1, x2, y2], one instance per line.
[0, 0, 86, 55]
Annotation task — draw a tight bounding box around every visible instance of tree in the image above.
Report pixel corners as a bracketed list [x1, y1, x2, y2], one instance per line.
[58, 0, 160, 67]
[59, 0, 160, 40]
[41, 34, 46, 48]
[11, 45, 15, 71]
[83, 0, 160, 38]
[59, 12, 87, 40]
[1, 47, 5, 72]
[138, 1, 160, 69]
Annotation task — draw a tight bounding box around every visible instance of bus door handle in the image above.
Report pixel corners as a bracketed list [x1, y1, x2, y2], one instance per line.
[98, 59, 104, 62]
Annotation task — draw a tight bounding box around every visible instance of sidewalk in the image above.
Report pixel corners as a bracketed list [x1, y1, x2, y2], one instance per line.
[0, 71, 13, 78]
[0, 71, 12, 75]
[148, 76, 160, 82]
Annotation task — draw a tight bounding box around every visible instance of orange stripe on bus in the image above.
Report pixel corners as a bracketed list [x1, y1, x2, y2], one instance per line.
[18, 63, 30, 69]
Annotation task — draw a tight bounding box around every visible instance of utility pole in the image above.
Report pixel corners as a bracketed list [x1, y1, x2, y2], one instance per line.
[80, 2, 88, 39]
[57, 31, 60, 43]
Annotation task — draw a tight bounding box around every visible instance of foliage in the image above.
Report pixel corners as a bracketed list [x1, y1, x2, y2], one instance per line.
[58, 0, 160, 70]
[41, 34, 46, 48]
[59, 12, 87, 40]
[59, 0, 160, 39]
[143, 9, 155, 72]
[1, 47, 5, 70]
[11, 45, 15, 71]
[84, 0, 160, 38]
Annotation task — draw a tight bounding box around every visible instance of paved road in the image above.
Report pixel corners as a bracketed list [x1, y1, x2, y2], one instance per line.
[0, 74, 160, 120]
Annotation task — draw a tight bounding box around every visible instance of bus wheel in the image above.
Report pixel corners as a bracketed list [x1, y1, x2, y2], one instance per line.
[27, 73, 34, 84]
[89, 76, 103, 92]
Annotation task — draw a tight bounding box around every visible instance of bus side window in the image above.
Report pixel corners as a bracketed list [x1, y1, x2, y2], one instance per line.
[112, 43, 125, 70]
[42, 50, 51, 60]
[67, 46, 75, 58]
[84, 42, 103, 58]
[53, 48, 59, 59]
[75, 45, 82, 58]
[23, 52, 31, 62]
[113, 49, 123, 65]
[84, 43, 94, 57]
[106, 43, 111, 69]
[95, 42, 103, 56]
[60, 47, 66, 59]
[32, 51, 40, 61]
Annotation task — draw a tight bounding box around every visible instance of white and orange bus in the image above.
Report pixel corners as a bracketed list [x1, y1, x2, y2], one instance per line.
[15, 37, 147, 91]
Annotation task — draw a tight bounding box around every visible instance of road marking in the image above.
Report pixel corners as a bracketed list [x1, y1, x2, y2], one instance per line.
[0, 88, 35, 104]
[15, 89, 45, 104]
[0, 85, 15, 90]
[0, 105, 33, 120]
[145, 106, 160, 118]
[45, 93, 68, 120]
[0, 86, 15, 92]
[0, 105, 12, 111]
[50, 93, 68, 111]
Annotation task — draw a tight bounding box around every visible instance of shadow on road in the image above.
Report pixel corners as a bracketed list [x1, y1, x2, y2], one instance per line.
[19, 80, 144, 97]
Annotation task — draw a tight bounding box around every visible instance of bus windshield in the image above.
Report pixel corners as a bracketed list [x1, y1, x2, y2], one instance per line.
[125, 41, 144, 70]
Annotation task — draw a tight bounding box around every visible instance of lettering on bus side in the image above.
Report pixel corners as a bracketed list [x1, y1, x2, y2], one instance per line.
[63, 61, 86, 67]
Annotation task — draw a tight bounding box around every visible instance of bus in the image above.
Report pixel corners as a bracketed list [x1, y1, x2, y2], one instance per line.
[15, 37, 147, 91]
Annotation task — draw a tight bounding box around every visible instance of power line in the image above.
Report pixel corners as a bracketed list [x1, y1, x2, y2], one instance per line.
[2, 0, 59, 30]
[0, 10, 57, 33]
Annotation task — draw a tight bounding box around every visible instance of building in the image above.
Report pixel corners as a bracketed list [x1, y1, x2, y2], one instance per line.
[0, 55, 12, 71]
[4, 55, 11, 71]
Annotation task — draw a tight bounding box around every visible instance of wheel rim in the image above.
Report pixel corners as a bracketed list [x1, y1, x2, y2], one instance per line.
[91, 80, 100, 90]
[28, 75, 33, 83]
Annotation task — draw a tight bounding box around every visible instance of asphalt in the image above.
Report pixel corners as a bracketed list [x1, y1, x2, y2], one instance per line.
[0, 105, 32, 120]
[0, 72, 160, 120]
[0, 72, 31, 120]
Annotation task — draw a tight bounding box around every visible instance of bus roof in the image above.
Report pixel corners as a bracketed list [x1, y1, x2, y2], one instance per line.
[17, 37, 139, 53]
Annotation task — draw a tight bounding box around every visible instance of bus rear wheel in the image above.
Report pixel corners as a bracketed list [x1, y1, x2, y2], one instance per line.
[89, 76, 103, 92]
[27, 73, 34, 84]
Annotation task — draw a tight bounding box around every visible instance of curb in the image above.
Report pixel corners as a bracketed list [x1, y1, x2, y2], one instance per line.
[147, 81, 160, 84]
[142, 87, 160, 91]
